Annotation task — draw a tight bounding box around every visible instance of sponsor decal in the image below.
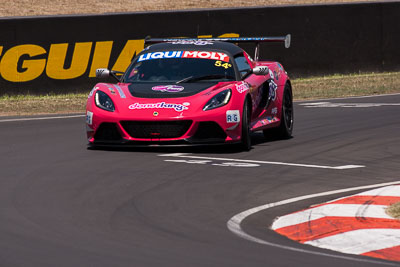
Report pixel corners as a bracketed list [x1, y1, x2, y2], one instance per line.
[269, 69, 275, 80]
[128, 102, 190, 112]
[108, 87, 116, 95]
[113, 84, 126, 98]
[260, 116, 278, 125]
[236, 82, 250, 93]
[88, 86, 98, 98]
[269, 80, 278, 101]
[274, 70, 279, 81]
[277, 62, 283, 71]
[153, 111, 159, 116]
[271, 107, 278, 115]
[86, 111, 93, 125]
[168, 40, 213, 45]
[226, 110, 240, 123]
[152, 85, 184, 93]
[138, 51, 182, 61]
[0, 33, 238, 83]
[0, 40, 143, 82]
[138, 51, 229, 62]
[255, 66, 268, 75]
[215, 60, 232, 69]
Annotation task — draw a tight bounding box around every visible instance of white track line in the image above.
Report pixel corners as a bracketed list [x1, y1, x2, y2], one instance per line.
[295, 92, 400, 103]
[1, 93, 398, 122]
[227, 180, 400, 265]
[357, 186, 400, 197]
[299, 102, 400, 108]
[159, 153, 365, 170]
[0, 114, 85, 123]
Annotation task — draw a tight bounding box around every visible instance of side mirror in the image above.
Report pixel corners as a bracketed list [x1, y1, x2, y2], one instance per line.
[96, 68, 111, 78]
[96, 68, 123, 82]
[252, 66, 269, 76]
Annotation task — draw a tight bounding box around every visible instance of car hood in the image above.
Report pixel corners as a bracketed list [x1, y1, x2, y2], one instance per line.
[128, 82, 218, 98]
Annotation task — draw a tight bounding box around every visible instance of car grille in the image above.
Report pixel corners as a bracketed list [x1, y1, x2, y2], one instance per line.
[120, 120, 192, 139]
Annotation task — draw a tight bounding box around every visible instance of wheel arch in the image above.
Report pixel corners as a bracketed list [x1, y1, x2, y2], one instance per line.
[285, 79, 293, 94]
[245, 93, 253, 117]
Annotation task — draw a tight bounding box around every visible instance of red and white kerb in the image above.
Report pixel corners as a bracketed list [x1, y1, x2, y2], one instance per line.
[272, 185, 400, 262]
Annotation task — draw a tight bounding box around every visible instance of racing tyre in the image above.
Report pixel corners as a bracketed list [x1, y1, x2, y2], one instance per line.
[263, 82, 293, 139]
[240, 99, 252, 151]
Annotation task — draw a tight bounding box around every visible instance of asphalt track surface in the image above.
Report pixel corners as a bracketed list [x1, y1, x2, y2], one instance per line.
[1, 94, 399, 267]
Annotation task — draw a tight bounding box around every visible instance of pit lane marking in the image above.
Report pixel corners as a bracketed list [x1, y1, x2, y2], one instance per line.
[159, 153, 365, 170]
[227, 180, 400, 266]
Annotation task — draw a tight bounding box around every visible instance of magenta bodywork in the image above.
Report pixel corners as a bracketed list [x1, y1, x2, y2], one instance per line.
[86, 63, 287, 144]
[85, 39, 290, 147]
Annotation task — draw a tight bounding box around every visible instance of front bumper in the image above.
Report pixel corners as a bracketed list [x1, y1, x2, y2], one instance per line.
[86, 110, 242, 146]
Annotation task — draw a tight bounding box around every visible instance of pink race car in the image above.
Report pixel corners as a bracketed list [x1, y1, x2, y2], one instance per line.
[86, 36, 293, 150]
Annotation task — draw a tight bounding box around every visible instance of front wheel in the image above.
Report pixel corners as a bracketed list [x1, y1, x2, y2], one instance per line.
[240, 100, 252, 151]
[263, 82, 294, 139]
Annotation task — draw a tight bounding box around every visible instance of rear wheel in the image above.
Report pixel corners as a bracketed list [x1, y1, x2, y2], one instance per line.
[240, 99, 252, 151]
[263, 82, 294, 139]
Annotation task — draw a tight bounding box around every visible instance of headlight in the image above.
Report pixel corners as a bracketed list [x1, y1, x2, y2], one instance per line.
[95, 90, 115, 112]
[203, 89, 232, 111]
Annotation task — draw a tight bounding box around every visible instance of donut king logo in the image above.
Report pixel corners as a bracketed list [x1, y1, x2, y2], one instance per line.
[128, 102, 190, 112]
[152, 85, 184, 93]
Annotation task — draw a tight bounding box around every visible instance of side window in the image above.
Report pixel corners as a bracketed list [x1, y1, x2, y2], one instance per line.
[234, 54, 251, 79]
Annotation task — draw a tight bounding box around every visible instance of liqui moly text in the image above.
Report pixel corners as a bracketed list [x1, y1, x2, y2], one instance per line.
[138, 51, 229, 62]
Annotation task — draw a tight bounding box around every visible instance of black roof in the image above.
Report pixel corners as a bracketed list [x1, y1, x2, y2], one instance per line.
[143, 41, 244, 55]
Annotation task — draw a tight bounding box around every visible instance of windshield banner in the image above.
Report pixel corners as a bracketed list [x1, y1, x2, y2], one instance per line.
[138, 51, 229, 62]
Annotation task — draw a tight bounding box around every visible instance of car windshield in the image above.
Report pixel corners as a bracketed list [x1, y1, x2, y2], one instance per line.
[124, 50, 236, 83]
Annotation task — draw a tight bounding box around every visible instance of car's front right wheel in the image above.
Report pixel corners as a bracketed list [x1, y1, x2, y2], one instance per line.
[240, 99, 252, 151]
[263, 82, 294, 139]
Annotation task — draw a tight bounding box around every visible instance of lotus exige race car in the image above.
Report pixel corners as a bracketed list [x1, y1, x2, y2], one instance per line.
[86, 35, 294, 150]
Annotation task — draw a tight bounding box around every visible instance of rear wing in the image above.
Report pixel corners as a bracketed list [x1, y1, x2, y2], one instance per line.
[144, 34, 291, 61]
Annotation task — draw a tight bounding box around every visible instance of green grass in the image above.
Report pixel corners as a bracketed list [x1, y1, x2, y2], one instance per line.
[292, 71, 400, 100]
[1, 71, 400, 116]
[0, 93, 88, 116]
[386, 202, 400, 219]
[0, 93, 88, 101]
